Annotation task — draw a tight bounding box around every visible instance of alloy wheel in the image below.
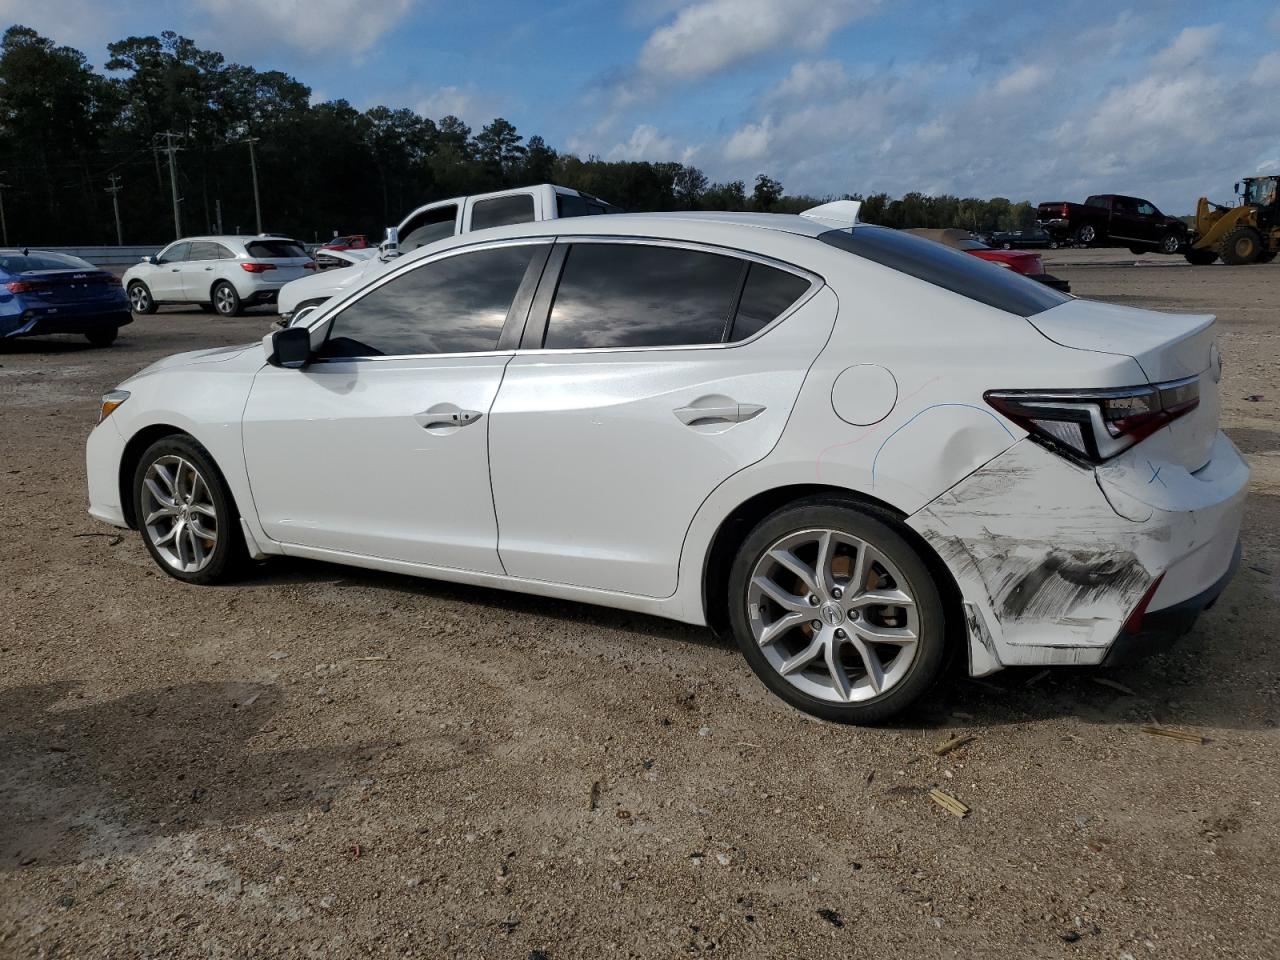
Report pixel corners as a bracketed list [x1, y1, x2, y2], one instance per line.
[140, 455, 219, 574]
[129, 285, 149, 311]
[747, 528, 919, 704]
[214, 285, 237, 315]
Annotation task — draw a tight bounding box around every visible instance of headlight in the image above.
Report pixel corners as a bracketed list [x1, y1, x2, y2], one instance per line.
[99, 389, 130, 423]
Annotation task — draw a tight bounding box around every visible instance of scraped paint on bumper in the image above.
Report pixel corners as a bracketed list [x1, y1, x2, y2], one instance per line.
[908, 432, 1248, 673]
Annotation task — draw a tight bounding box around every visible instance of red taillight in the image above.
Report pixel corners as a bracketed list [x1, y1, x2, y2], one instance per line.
[5, 279, 50, 294]
[985, 376, 1201, 464]
[1061, 203, 1069, 217]
[239, 262, 277, 274]
[303, 261, 317, 270]
[1123, 574, 1166, 634]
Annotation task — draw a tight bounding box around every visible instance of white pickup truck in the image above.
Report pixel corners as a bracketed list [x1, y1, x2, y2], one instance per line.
[279, 183, 619, 322]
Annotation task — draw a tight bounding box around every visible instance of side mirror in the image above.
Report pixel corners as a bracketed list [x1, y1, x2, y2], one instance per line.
[378, 225, 400, 261]
[263, 326, 312, 368]
[142, 255, 156, 265]
[1234, 182, 1241, 195]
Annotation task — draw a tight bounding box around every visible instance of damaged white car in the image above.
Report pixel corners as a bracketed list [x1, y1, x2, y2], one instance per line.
[85, 206, 1247, 723]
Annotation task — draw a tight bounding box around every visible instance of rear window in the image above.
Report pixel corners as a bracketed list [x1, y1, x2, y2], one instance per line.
[471, 194, 536, 231]
[245, 240, 307, 259]
[556, 193, 621, 218]
[818, 226, 1070, 318]
[0, 251, 95, 272]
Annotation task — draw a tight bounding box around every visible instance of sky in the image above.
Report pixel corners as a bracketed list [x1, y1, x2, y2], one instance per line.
[3, 0, 1279, 213]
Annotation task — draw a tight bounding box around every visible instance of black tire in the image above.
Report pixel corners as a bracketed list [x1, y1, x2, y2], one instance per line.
[1049, 241, 1059, 250]
[85, 328, 118, 347]
[212, 281, 243, 316]
[1257, 251, 1276, 264]
[726, 498, 949, 724]
[128, 281, 157, 315]
[131, 434, 246, 585]
[1219, 226, 1263, 265]
[1075, 224, 1097, 246]
[1159, 232, 1183, 255]
[1185, 247, 1218, 266]
[1128, 246, 1146, 255]
[198, 303, 216, 313]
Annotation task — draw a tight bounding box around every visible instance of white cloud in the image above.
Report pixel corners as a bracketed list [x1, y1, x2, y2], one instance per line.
[1251, 50, 1280, 86]
[991, 64, 1047, 97]
[636, 0, 879, 82]
[724, 118, 773, 162]
[194, 0, 413, 60]
[1150, 24, 1222, 71]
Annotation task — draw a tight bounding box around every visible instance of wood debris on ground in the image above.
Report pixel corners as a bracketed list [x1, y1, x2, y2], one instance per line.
[933, 734, 975, 757]
[928, 788, 969, 818]
[1140, 725, 1204, 744]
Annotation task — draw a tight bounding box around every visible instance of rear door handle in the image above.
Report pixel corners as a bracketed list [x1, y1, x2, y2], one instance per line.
[414, 407, 482, 429]
[673, 401, 766, 426]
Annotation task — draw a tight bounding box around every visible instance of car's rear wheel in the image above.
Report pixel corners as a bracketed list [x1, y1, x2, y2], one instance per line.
[128, 281, 156, 315]
[1075, 224, 1097, 245]
[132, 435, 245, 585]
[85, 328, 118, 347]
[727, 499, 947, 724]
[212, 281, 242, 317]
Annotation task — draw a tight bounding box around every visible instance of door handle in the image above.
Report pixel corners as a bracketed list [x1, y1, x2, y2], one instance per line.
[414, 408, 482, 429]
[673, 401, 766, 426]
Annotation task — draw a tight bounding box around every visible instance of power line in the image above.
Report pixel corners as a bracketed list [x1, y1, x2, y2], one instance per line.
[105, 174, 124, 245]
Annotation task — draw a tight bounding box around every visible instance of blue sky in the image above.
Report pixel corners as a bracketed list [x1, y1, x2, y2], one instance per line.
[3, 0, 1278, 212]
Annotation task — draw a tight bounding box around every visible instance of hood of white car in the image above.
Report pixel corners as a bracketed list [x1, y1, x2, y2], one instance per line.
[123, 342, 260, 383]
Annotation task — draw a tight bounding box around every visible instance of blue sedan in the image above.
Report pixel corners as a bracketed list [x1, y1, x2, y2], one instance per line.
[1, 249, 132, 347]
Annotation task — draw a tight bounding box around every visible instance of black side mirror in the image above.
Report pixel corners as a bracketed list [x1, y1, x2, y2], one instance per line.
[269, 326, 312, 368]
[1234, 182, 1241, 195]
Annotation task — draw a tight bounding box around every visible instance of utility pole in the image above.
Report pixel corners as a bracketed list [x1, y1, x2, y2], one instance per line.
[214, 197, 223, 234]
[0, 172, 9, 246]
[157, 132, 183, 238]
[242, 136, 262, 233]
[105, 174, 124, 245]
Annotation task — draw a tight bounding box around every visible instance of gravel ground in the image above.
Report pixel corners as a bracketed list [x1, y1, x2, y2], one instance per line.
[2, 257, 1278, 959]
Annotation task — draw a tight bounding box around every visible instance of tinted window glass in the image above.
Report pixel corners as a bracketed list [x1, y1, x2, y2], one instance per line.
[245, 239, 307, 258]
[188, 241, 230, 261]
[320, 244, 538, 358]
[400, 205, 457, 251]
[729, 264, 811, 341]
[159, 242, 191, 263]
[0, 251, 95, 272]
[471, 194, 536, 231]
[544, 244, 744, 350]
[818, 226, 1070, 317]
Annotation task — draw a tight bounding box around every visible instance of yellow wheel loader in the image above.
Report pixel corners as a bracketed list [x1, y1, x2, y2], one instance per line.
[1185, 175, 1279, 265]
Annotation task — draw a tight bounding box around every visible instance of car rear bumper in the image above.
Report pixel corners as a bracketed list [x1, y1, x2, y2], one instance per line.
[909, 431, 1249, 674]
[1, 307, 132, 338]
[1102, 539, 1241, 665]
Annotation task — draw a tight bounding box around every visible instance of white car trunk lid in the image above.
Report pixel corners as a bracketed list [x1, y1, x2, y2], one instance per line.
[1027, 299, 1220, 471]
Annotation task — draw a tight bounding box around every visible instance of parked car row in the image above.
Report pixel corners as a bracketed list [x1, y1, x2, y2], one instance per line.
[1, 248, 131, 346]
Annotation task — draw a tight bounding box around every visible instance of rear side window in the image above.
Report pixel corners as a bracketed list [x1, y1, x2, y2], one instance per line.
[543, 243, 744, 349]
[818, 226, 1070, 317]
[471, 194, 536, 231]
[729, 264, 811, 341]
[556, 193, 618, 218]
[189, 241, 232, 260]
[246, 240, 307, 259]
[319, 244, 539, 358]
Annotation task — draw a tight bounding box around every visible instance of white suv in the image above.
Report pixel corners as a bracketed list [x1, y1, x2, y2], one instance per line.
[123, 236, 315, 317]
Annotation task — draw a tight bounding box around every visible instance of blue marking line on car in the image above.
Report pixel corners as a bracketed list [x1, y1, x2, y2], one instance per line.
[870, 403, 1014, 487]
[1147, 461, 1166, 486]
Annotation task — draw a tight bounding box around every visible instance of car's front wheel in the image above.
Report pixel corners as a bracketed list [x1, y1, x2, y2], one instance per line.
[728, 499, 947, 724]
[212, 281, 242, 317]
[132, 435, 245, 584]
[128, 281, 156, 315]
[1159, 231, 1183, 255]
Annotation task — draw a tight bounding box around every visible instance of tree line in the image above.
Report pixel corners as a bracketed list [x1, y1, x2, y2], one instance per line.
[0, 25, 1040, 246]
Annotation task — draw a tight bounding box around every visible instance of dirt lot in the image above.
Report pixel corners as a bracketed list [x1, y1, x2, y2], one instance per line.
[2, 256, 1278, 959]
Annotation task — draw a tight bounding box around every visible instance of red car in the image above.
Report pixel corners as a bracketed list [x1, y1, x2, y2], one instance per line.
[906, 229, 1070, 292]
[319, 234, 370, 252]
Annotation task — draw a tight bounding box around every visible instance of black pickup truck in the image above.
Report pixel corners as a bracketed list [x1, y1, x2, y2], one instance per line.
[1036, 194, 1189, 254]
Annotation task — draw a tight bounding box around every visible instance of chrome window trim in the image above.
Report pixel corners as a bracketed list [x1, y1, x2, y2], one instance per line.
[304, 236, 555, 365]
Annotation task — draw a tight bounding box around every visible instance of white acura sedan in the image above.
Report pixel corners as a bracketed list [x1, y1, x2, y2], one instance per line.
[86, 207, 1248, 723]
